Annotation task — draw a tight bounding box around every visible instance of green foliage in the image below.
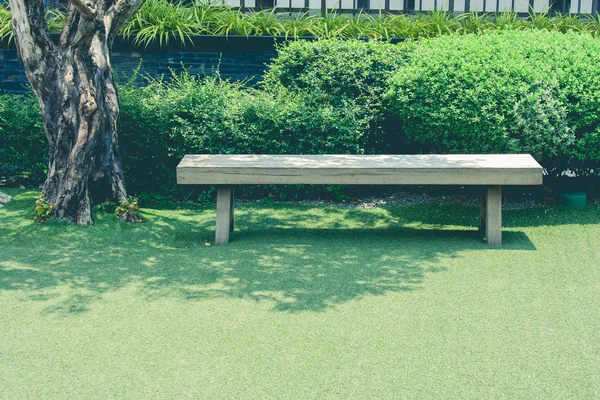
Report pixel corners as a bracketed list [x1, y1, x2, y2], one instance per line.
[279, 11, 315, 38]
[45, 8, 66, 33]
[119, 69, 370, 198]
[94, 199, 117, 213]
[245, 8, 284, 36]
[117, 72, 250, 196]
[3, 34, 600, 199]
[263, 39, 410, 103]
[243, 90, 368, 155]
[4, 1, 600, 46]
[416, 10, 466, 37]
[386, 30, 600, 174]
[121, 0, 204, 46]
[0, 4, 12, 42]
[551, 13, 587, 33]
[0, 93, 47, 182]
[115, 196, 142, 222]
[461, 11, 493, 34]
[0, 4, 68, 42]
[262, 39, 413, 152]
[33, 196, 53, 222]
[494, 10, 520, 30]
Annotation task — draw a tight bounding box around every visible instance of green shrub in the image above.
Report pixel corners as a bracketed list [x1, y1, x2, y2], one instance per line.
[0, 5, 12, 42]
[386, 30, 600, 174]
[0, 92, 46, 182]
[243, 90, 367, 155]
[118, 72, 250, 197]
[263, 39, 413, 152]
[263, 39, 410, 104]
[118, 70, 369, 197]
[4, 34, 600, 200]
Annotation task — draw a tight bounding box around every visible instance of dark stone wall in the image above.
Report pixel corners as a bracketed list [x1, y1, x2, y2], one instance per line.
[110, 48, 277, 88]
[0, 36, 284, 93]
[0, 48, 28, 92]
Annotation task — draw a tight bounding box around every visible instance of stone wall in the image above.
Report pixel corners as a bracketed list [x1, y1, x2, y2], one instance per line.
[0, 36, 284, 93]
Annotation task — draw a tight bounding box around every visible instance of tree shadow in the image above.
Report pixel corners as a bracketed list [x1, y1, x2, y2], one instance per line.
[0, 191, 549, 316]
[1, 230, 451, 314]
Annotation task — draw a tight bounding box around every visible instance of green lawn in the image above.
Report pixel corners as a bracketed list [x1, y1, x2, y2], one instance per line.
[1, 189, 599, 399]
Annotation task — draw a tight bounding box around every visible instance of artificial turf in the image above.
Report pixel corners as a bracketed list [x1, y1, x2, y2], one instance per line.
[1, 189, 599, 398]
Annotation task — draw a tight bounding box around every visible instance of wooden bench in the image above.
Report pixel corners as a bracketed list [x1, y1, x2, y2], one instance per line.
[176, 154, 543, 246]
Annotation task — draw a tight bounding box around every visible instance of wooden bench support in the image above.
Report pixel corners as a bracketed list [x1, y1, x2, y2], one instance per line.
[480, 186, 502, 246]
[216, 186, 234, 245]
[479, 190, 487, 239]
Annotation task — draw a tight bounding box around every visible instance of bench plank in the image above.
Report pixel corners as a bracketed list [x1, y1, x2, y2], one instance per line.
[177, 154, 543, 186]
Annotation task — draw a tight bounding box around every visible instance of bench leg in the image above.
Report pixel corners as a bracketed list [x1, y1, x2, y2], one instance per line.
[479, 189, 487, 239]
[483, 186, 502, 246]
[216, 187, 234, 245]
[229, 187, 235, 233]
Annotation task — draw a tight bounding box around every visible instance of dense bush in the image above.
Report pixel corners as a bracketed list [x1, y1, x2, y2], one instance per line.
[118, 73, 250, 196]
[263, 39, 410, 103]
[0, 93, 46, 182]
[386, 30, 600, 175]
[3, 33, 600, 199]
[118, 71, 369, 197]
[262, 39, 412, 152]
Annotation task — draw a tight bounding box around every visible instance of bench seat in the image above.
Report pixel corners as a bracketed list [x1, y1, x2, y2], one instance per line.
[176, 154, 543, 246]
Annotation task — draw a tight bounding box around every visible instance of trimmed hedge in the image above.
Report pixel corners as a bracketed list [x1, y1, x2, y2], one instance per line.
[263, 39, 411, 105]
[118, 70, 370, 198]
[386, 30, 600, 175]
[262, 39, 412, 153]
[0, 93, 46, 183]
[118, 73, 251, 196]
[2, 34, 599, 199]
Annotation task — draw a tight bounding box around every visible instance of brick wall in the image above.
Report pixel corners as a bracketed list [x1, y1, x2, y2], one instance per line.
[0, 36, 284, 93]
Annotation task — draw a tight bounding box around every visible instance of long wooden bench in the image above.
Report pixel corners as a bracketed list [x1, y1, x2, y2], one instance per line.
[176, 154, 543, 246]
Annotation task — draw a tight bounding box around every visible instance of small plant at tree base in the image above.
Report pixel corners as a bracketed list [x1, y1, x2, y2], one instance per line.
[34, 196, 53, 223]
[115, 197, 143, 223]
[94, 199, 117, 213]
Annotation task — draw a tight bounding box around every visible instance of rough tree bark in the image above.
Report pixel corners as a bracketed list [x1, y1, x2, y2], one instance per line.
[9, 0, 146, 224]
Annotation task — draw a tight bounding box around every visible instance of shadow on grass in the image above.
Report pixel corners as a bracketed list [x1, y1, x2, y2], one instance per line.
[0, 190, 555, 316]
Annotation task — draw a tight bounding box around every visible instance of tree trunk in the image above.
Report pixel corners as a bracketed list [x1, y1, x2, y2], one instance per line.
[9, 0, 147, 225]
[38, 45, 127, 225]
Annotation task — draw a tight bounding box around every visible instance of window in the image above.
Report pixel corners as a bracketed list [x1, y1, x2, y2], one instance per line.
[550, 0, 569, 13]
[255, 0, 275, 7]
[357, 0, 369, 8]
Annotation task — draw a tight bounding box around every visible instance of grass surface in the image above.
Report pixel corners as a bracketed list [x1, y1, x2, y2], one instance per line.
[1, 189, 599, 398]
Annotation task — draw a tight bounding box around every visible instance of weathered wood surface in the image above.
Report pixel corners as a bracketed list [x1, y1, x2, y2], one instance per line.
[484, 186, 503, 246]
[177, 154, 543, 186]
[215, 187, 233, 245]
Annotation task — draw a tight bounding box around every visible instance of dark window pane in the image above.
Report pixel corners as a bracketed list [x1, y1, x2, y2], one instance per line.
[256, 0, 275, 7]
[550, 0, 569, 13]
